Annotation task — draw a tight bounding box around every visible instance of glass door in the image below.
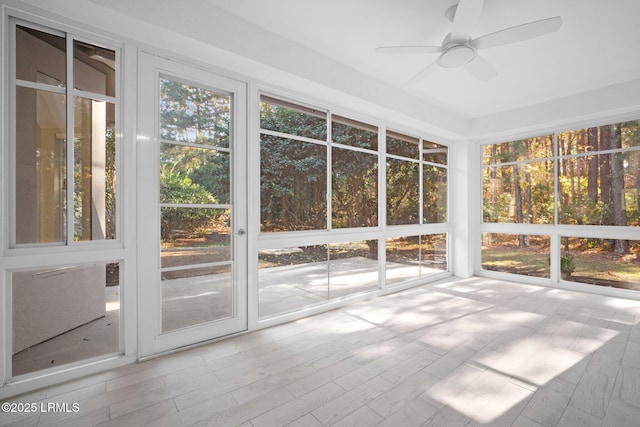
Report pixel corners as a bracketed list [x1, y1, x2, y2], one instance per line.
[138, 53, 247, 357]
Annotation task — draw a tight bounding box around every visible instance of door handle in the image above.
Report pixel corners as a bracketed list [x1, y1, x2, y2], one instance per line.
[236, 229, 246, 236]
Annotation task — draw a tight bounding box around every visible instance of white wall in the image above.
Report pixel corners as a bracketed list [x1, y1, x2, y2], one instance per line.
[449, 139, 475, 278]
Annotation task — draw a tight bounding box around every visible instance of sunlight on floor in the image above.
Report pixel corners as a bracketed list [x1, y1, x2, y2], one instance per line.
[415, 279, 636, 424]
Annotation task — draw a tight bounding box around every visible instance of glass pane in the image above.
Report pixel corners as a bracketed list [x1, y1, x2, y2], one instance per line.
[386, 236, 420, 285]
[557, 123, 640, 155]
[560, 237, 640, 290]
[482, 233, 550, 278]
[160, 78, 230, 148]
[260, 96, 327, 141]
[558, 151, 639, 226]
[423, 165, 447, 223]
[387, 131, 419, 159]
[260, 135, 327, 232]
[258, 245, 328, 318]
[329, 240, 378, 298]
[422, 140, 448, 165]
[482, 161, 554, 224]
[482, 136, 553, 165]
[16, 25, 66, 86]
[161, 207, 230, 256]
[15, 87, 66, 244]
[420, 233, 448, 275]
[12, 262, 120, 376]
[332, 148, 378, 228]
[622, 120, 640, 149]
[557, 128, 593, 156]
[162, 264, 232, 332]
[386, 234, 446, 284]
[74, 98, 116, 240]
[387, 158, 419, 225]
[332, 115, 378, 151]
[74, 41, 116, 97]
[160, 144, 229, 205]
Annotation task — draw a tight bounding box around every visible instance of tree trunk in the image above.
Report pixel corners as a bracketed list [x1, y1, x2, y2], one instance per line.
[512, 159, 525, 247]
[524, 140, 532, 222]
[491, 144, 497, 211]
[599, 126, 612, 221]
[587, 127, 599, 202]
[568, 133, 576, 210]
[609, 124, 629, 253]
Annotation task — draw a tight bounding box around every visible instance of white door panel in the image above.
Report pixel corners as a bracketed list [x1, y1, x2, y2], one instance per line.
[137, 53, 247, 357]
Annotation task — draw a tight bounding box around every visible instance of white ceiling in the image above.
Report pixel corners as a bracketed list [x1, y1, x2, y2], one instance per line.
[206, 0, 640, 120]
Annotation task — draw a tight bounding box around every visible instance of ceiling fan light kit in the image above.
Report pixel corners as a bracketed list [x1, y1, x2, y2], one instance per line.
[376, 0, 562, 83]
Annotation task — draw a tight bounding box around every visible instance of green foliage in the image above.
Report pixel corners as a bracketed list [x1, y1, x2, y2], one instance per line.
[484, 122, 640, 233]
[587, 238, 602, 249]
[160, 79, 229, 146]
[159, 79, 233, 241]
[561, 253, 576, 276]
[260, 102, 326, 140]
[260, 135, 327, 231]
[386, 159, 419, 225]
[332, 121, 377, 150]
[160, 168, 216, 241]
[331, 148, 378, 228]
[423, 165, 447, 223]
[105, 128, 116, 239]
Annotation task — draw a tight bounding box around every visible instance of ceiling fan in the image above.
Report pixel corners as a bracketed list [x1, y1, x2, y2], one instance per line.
[375, 0, 562, 84]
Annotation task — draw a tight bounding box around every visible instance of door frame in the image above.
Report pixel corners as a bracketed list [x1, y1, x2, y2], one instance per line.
[137, 52, 247, 358]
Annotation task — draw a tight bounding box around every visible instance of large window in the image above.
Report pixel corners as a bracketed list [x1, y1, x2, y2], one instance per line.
[332, 116, 379, 228]
[13, 24, 117, 245]
[480, 121, 640, 290]
[260, 97, 380, 231]
[481, 233, 550, 279]
[258, 95, 450, 319]
[560, 238, 640, 290]
[260, 97, 328, 232]
[386, 131, 447, 225]
[482, 135, 553, 224]
[557, 124, 639, 227]
[6, 19, 122, 381]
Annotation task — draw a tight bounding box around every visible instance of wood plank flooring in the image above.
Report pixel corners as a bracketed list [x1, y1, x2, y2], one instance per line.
[3, 277, 640, 426]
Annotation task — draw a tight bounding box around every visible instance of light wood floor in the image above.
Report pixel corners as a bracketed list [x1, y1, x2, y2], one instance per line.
[3, 277, 640, 426]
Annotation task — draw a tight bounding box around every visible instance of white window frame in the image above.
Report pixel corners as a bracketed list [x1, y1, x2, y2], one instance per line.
[477, 120, 640, 299]
[8, 17, 122, 250]
[255, 91, 452, 328]
[0, 8, 135, 398]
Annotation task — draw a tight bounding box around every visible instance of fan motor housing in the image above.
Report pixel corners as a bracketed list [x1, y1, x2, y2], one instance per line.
[438, 44, 476, 67]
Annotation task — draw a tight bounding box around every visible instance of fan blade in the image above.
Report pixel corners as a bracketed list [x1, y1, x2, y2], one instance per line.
[471, 16, 562, 50]
[375, 45, 443, 54]
[451, 0, 485, 41]
[404, 60, 439, 87]
[464, 54, 497, 80]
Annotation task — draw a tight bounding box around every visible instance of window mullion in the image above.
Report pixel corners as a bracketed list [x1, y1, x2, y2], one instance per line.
[553, 132, 559, 227]
[327, 112, 332, 232]
[419, 139, 424, 225]
[66, 36, 75, 245]
[379, 126, 386, 232]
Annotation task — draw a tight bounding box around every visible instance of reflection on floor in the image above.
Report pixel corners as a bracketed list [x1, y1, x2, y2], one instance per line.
[5, 276, 640, 426]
